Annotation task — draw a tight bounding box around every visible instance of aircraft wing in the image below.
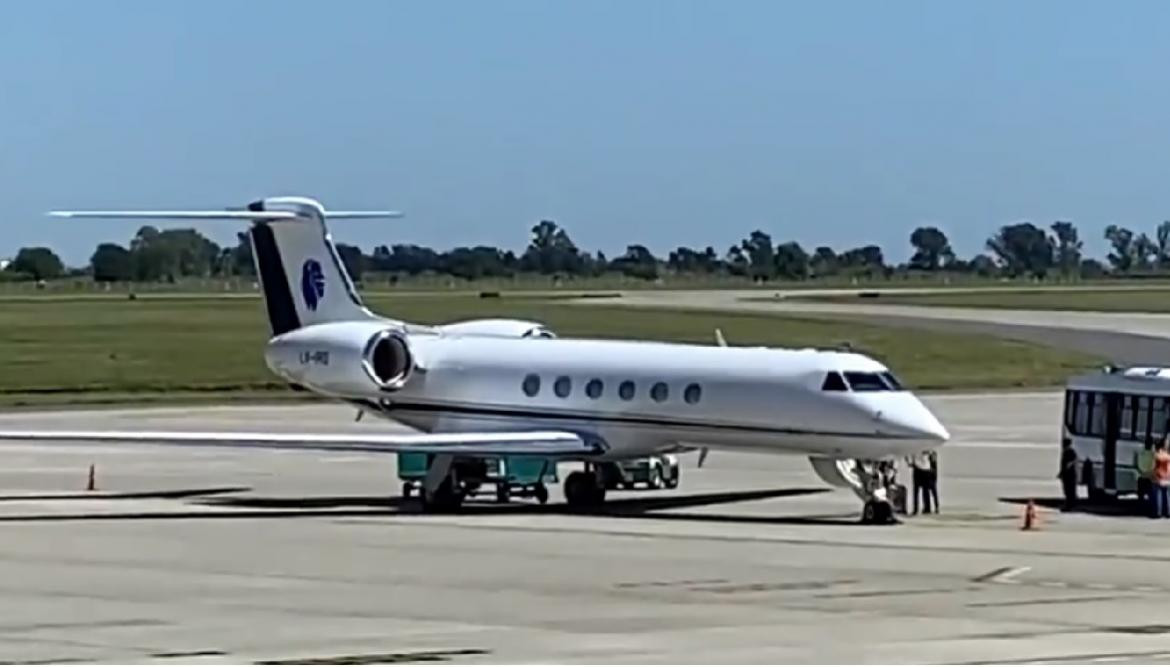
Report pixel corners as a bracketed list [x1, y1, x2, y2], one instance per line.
[0, 429, 598, 457]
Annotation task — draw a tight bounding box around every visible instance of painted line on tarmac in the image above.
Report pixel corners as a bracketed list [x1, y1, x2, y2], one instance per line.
[967, 593, 1130, 608]
[972, 565, 1031, 584]
[966, 650, 1170, 665]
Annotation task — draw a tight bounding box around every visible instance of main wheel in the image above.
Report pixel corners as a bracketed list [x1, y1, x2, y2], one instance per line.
[564, 471, 605, 509]
[421, 478, 464, 513]
[534, 483, 549, 505]
[495, 485, 511, 504]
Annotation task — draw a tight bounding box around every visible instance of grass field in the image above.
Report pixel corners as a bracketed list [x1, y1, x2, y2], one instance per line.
[0, 293, 1097, 405]
[788, 287, 1170, 312]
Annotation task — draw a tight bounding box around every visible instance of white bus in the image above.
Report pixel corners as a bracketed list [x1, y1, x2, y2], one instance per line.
[1064, 366, 1170, 499]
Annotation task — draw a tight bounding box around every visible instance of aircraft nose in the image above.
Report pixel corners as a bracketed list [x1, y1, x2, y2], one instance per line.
[916, 410, 950, 444]
[875, 400, 950, 444]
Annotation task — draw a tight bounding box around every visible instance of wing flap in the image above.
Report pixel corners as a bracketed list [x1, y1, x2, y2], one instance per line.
[0, 429, 596, 456]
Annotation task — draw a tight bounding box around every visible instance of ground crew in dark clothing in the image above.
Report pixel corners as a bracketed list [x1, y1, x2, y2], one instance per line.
[1059, 442, 1078, 511]
[925, 450, 940, 513]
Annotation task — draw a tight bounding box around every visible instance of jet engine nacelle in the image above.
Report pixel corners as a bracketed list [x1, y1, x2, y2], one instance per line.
[264, 321, 417, 396]
[436, 318, 556, 339]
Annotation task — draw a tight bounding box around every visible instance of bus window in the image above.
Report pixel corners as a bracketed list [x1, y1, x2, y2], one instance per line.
[1089, 393, 1106, 437]
[1074, 391, 1090, 435]
[1121, 395, 1136, 440]
[1064, 390, 1076, 429]
[1137, 396, 1152, 445]
[1153, 397, 1170, 444]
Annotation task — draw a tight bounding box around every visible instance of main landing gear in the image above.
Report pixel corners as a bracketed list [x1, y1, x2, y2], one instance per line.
[419, 454, 466, 513]
[563, 467, 606, 509]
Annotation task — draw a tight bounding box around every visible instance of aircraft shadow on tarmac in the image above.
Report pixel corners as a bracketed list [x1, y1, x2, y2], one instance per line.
[0, 486, 858, 525]
[198, 486, 852, 525]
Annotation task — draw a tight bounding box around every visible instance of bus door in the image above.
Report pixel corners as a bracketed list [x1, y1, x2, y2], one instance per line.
[1103, 392, 1122, 495]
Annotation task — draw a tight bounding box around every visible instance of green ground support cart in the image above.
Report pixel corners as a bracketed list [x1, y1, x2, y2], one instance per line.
[397, 453, 557, 504]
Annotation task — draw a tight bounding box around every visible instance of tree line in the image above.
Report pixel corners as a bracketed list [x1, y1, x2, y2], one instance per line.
[6, 219, 1170, 283]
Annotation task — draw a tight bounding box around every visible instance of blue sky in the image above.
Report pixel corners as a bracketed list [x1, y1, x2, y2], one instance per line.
[3, 0, 1170, 265]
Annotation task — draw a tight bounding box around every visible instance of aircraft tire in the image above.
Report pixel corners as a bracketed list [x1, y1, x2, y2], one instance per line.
[862, 500, 895, 525]
[421, 478, 464, 513]
[564, 471, 604, 509]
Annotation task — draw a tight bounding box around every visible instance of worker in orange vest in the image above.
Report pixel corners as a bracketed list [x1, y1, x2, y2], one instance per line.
[1151, 439, 1170, 519]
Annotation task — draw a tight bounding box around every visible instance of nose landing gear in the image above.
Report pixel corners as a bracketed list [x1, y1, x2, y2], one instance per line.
[862, 498, 895, 525]
[855, 460, 900, 525]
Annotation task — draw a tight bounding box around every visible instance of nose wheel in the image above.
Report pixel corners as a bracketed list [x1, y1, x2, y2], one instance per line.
[854, 460, 900, 525]
[862, 499, 895, 525]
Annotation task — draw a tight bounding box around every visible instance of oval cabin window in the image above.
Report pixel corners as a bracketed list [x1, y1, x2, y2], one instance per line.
[522, 374, 541, 397]
[619, 381, 636, 401]
[586, 379, 603, 399]
[554, 376, 572, 398]
[650, 382, 669, 402]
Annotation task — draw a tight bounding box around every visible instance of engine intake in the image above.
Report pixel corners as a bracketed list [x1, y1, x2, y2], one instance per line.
[362, 330, 414, 390]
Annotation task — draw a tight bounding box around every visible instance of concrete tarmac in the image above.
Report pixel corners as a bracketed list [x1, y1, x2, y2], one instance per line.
[0, 398, 1168, 663]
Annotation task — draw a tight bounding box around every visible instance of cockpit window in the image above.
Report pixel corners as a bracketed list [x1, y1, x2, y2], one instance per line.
[821, 372, 848, 391]
[844, 371, 890, 392]
[880, 372, 904, 391]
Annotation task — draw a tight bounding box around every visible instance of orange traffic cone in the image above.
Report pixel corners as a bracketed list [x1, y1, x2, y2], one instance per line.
[86, 464, 96, 492]
[1021, 499, 1037, 531]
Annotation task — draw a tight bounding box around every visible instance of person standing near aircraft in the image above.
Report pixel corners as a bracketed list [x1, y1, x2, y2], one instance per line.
[926, 449, 940, 513]
[1135, 444, 1154, 507]
[909, 452, 931, 515]
[1151, 440, 1170, 519]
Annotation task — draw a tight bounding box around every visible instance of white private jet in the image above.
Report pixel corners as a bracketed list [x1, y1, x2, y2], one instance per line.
[0, 196, 948, 524]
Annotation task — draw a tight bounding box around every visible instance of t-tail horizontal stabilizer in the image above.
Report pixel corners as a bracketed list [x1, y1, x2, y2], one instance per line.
[47, 210, 403, 221]
[47, 196, 402, 335]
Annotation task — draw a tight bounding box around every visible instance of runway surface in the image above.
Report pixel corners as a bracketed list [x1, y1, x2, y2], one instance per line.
[0, 397, 1169, 663]
[588, 290, 1170, 364]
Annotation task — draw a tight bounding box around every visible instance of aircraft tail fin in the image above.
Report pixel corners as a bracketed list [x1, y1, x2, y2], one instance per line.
[50, 197, 402, 335]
